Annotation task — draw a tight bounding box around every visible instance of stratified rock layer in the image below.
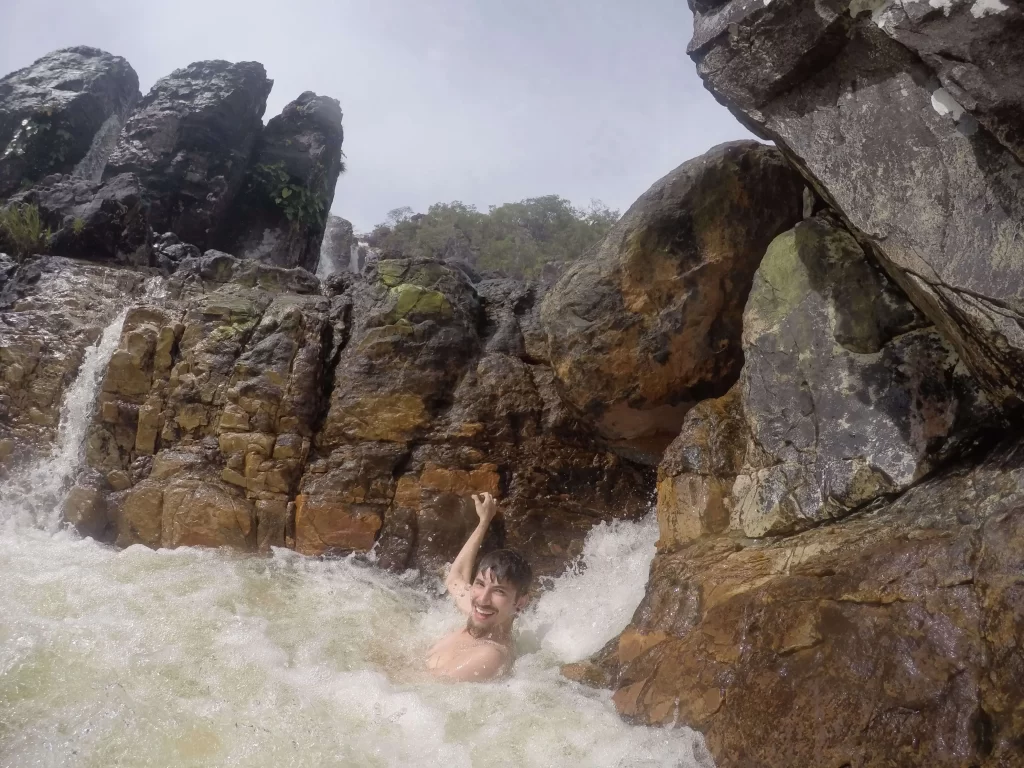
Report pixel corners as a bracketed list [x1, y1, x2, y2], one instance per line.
[0, 47, 140, 199]
[103, 60, 273, 249]
[540, 141, 805, 459]
[688, 0, 1024, 412]
[598, 442, 1024, 768]
[219, 92, 344, 271]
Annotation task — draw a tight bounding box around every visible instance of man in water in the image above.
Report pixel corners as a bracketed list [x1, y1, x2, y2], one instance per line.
[426, 491, 532, 682]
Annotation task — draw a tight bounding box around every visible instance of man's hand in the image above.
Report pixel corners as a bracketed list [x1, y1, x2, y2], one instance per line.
[472, 492, 497, 527]
[445, 491, 499, 616]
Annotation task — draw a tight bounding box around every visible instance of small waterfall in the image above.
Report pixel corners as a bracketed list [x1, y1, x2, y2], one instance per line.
[0, 308, 128, 531]
[73, 111, 128, 182]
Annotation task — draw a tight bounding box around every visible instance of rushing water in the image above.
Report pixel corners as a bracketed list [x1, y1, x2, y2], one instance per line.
[0, 310, 710, 768]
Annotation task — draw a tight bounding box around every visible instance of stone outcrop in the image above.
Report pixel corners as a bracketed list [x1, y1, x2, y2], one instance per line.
[0, 256, 148, 469]
[657, 215, 994, 545]
[5, 172, 152, 266]
[218, 92, 344, 272]
[57, 253, 650, 576]
[540, 141, 805, 461]
[103, 60, 273, 249]
[687, 0, 1024, 413]
[585, 441, 1024, 768]
[0, 47, 139, 200]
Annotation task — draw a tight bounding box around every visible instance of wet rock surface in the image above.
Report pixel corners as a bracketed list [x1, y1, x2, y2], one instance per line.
[540, 141, 805, 460]
[597, 440, 1024, 768]
[103, 60, 273, 250]
[688, 0, 1024, 413]
[5, 172, 152, 266]
[0, 47, 139, 200]
[0, 256, 148, 471]
[218, 92, 345, 272]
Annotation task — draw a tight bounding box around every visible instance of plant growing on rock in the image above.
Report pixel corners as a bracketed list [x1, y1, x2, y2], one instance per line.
[249, 162, 326, 231]
[0, 203, 50, 260]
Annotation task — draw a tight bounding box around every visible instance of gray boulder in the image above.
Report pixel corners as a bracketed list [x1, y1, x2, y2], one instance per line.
[218, 92, 344, 272]
[658, 216, 992, 545]
[103, 60, 272, 249]
[687, 0, 1024, 413]
[0, 46, 140, 200]
[315, 214, 354, 278]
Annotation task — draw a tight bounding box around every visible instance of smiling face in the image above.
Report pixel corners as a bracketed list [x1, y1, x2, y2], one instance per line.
[467, 568, 528, 635]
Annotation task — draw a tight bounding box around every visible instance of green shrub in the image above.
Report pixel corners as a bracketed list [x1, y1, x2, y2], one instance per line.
[0, 203, 50, 260]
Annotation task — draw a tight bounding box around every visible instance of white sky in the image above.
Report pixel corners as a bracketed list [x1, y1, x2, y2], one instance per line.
[1, 0, 754, 233]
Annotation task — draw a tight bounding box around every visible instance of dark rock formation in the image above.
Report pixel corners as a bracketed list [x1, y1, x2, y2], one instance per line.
[687, 0, 1024, 413]
[584, 440, 1024, 768]
[103, 60, 272, 249]
[0, 47, 140, 200]
[218, 92, 344, 271]
[657, 215, 993, 545]
[5, 172, 152, 266]
[540, 141, 805, 461]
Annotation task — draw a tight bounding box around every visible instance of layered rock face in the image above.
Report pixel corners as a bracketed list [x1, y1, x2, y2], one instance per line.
[218, 92, 345, 271]
[103, 60, 273, 249]
[540, 141, 805, 460]
[601, 443, 1024, 767]
[0, 47, 140, 199]
[46, 252, 650, 576]
[5, 172, 152, 266]
[688, 0, 1024, 412]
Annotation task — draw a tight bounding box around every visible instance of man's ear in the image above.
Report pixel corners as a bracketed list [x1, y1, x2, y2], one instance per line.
[515, 592, 531, 613]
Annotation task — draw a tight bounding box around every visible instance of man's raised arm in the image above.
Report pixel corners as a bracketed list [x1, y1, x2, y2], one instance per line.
[445, 492, 497, 615]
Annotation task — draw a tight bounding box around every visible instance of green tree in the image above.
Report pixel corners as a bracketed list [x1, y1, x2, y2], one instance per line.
[370, 195, 618, 279]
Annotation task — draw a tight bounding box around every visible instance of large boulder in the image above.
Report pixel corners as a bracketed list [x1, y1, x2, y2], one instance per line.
[103, 60, 272, 249]
[5, 172, 152, 266]
[217, 92, 344, 271]
[589, 440, 1024, 768]
[540, 141, 805, 460]
[657, 216, 992, 545]
[687, 0, 1024, 413]
[0, 47, 140, 200]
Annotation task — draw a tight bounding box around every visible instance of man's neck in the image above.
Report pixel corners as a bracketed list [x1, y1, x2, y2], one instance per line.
[466, 620, 513, 645]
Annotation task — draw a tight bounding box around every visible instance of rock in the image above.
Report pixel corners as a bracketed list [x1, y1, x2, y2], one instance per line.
[687, 0, 1024, 412]
[0, 256, 147, 464]
[62, 484, 107, 538]
[658, 216, 993, 544]
[0, 47, 140, 199]
[603, 439, 1024, 768]
[5, 172, 152, 266]
[218, 92, 344, 271]
[315, 214, 355, 278]
[540, 141, 805, 460]
[103, 60, 272, 249]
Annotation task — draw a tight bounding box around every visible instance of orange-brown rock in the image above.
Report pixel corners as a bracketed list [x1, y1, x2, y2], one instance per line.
[293, 494, 382, 555]
[540, 141, 805, 459]
[595, 443, 1024, 768]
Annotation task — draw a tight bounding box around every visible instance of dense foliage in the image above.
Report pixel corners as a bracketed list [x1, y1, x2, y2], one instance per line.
[0, 203, 50, 260]
[368, 195, 618, 278]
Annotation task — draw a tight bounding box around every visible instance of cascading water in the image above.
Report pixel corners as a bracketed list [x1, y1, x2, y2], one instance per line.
[0, 296, 711, 766]
[0, 307, 129, 532]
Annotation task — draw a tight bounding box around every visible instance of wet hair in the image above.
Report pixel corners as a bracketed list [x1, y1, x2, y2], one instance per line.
[474, 549, 532, 596]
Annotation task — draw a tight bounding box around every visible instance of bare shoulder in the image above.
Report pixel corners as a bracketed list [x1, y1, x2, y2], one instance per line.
[443, 641, 511, 682]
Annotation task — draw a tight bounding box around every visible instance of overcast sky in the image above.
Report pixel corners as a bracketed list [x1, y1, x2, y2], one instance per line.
[1, 0, 753, 233]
